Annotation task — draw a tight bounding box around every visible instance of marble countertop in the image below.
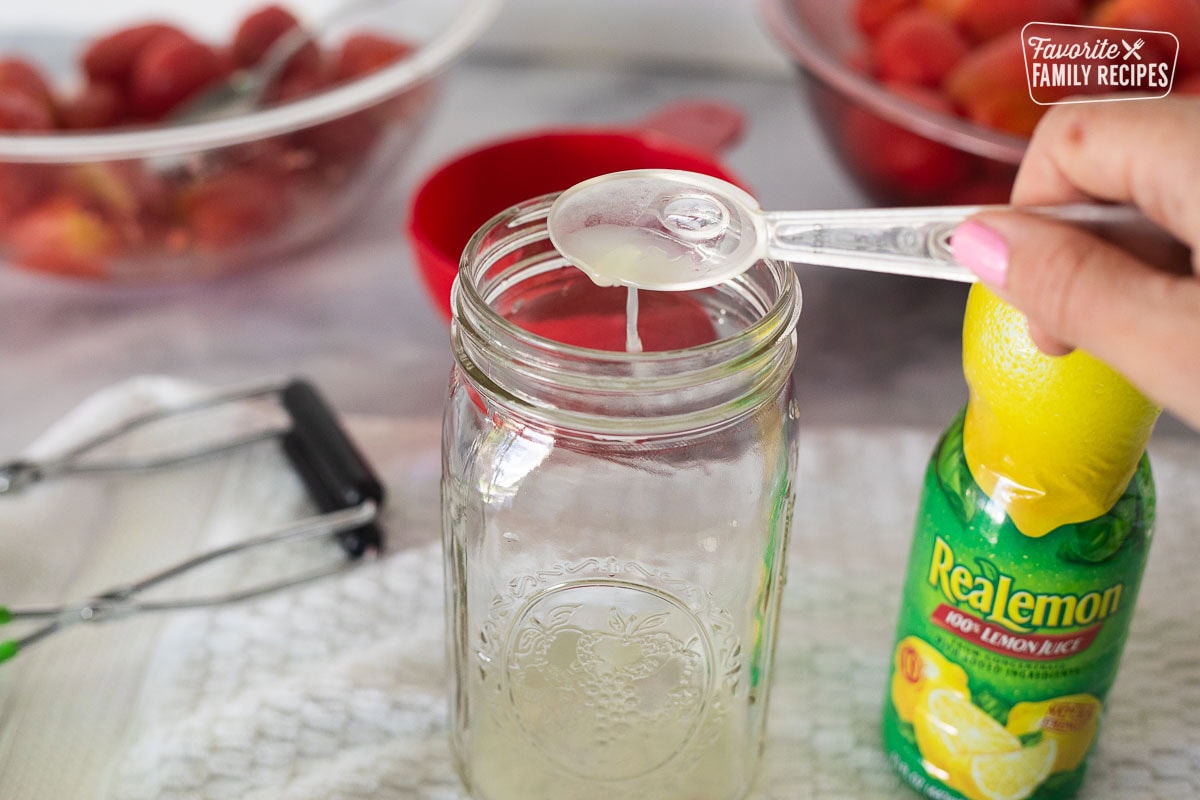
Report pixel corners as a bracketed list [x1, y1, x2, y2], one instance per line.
[0, 48, 1193, 455]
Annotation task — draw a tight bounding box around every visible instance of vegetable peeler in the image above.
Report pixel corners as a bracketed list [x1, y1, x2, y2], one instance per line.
[0, 378, 385, 664]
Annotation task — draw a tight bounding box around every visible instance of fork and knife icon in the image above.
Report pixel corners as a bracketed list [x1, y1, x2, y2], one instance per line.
[1122, 38, 1146, 61]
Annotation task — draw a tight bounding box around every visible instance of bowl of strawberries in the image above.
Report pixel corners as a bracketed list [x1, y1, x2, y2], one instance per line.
[0, 0, 497, 282]
[760, 0, 1200, 205]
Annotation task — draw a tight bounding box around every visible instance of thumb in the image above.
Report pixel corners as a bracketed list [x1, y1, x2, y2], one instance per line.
[951, 211, 1200, 429]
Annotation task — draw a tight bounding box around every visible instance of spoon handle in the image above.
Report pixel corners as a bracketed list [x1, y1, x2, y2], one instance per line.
[764, 204, 1189, 282]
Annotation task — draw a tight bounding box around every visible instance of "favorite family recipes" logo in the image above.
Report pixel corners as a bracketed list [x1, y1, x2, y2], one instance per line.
[1022, 21, 1179, 104]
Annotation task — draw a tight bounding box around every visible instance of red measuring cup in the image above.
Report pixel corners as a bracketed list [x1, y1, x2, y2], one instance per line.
[405, 100, 747, 319]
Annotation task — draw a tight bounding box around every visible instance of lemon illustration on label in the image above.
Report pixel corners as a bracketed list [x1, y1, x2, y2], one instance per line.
[961, 285, 1160, 538]
[912, 688, 1021, 793]
[912, 687, 1060, 800]
[1006, 694, 1101, 774]
[890, 636, 969, 723]
[969, 737, 1057, 800]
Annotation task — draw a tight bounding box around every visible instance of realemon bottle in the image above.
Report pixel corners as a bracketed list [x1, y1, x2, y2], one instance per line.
[883, 285, 1161, 800]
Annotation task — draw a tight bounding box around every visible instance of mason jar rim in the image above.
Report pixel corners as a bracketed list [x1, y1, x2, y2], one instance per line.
[450, 192, 802, 436]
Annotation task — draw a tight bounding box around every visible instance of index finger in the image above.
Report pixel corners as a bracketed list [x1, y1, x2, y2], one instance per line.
[1011, 97, 1200, 252]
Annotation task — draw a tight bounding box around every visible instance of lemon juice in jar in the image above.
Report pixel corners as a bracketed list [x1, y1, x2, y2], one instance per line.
[883, 286, 1160, 800]
[462, 575, 750, 800]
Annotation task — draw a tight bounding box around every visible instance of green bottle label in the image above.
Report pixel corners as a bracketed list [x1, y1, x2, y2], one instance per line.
[883, 410, 1154, 800]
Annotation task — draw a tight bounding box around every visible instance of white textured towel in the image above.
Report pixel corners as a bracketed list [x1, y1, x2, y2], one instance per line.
[0, 379, 1198, 799]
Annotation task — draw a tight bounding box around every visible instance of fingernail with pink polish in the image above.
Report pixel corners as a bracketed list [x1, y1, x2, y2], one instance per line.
[951, 220, 1009, 288]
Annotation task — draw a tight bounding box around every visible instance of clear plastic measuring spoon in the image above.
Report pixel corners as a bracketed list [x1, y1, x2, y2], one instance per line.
[546, 169, 1183, 290]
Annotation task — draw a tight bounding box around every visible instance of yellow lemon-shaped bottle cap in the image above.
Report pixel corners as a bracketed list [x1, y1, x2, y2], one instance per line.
[961, 285, 1161, 538]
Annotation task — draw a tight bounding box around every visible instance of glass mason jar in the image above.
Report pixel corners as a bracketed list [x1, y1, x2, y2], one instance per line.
[442, 194, 802, 800]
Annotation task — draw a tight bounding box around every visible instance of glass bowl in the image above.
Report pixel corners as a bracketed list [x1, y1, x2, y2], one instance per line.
[0, 0, 498, 282]
[758, 0, 1027, 206]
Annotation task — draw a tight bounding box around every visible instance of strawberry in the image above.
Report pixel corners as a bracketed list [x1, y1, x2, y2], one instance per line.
[873, 10, 970, 86]
[333, 33, 413, 82]
[854, 0, 921, 37]
[129, 33, 227, 119]
[58, 82, 126, 129]
[841, 83, 972, 201]
[180, 168, 289, 248]
[926, 0, 1083, 42]
[232, 4, 321, 80]
[82, 23, 185, 86]
[8, 197, 119, 278]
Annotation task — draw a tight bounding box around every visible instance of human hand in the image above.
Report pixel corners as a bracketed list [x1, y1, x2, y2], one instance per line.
[950, 97, 1200, 430]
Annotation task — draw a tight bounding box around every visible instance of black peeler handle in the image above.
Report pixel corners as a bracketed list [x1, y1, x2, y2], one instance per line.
[281, 380, 385, 558]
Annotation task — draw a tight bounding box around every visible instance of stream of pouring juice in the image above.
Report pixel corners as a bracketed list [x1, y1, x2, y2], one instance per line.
[625, 286, 643, 353]
[506, 271, 716, 353]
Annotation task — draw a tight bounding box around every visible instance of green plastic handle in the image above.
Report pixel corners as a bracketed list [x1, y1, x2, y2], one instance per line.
[1, 609, 20, 663]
